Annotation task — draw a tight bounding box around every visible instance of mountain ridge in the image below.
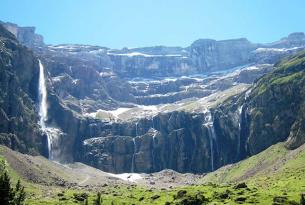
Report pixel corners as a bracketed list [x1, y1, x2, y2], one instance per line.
[1, 21, 305, 175]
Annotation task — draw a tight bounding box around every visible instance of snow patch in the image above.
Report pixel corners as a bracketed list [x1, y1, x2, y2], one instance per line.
[107, 52, 183, 58]
[108, 173, 142, 183]
[255, 47, 302, 53]
[84, 107, 132, 120]
[244, 66, 260, 71]
[137, 105, 158, 111]
[72, 79, 79, 84]
[109, 108, 132, 118]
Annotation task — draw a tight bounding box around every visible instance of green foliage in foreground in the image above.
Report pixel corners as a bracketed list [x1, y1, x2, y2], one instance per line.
[23, 182, 305, 205]
[0, 158, 26, 205]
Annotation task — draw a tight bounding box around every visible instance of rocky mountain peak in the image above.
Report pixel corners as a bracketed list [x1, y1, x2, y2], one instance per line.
[287, 32, 305, 40]
[0, 21, 44, 48]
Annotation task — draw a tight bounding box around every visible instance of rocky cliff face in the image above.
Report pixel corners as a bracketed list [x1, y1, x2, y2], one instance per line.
[214, 50, 305, 158]
[108, 53, 194, 77]
[0, 24, 43, 154]
[40, 46, 136, 113]
[78, 111, 224, 173]
[3, 21, 304, 78]
[1, 21, 44, 48]
[189, 38, 256, 72]
[77, 51, 305, 173]
[81, 112, 215, 173]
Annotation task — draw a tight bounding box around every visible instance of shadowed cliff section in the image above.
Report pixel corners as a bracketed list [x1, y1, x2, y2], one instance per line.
[0, 24, 43, 154]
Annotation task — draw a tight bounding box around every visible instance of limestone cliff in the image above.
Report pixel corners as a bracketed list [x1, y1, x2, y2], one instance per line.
[0, 24, 43, 154]
[1, 21, 305, 175]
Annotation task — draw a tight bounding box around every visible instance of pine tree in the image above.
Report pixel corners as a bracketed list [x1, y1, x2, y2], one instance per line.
[15, 180, 21, 192]
[14, 182, 26, 205]
[0, 171, 14, 205]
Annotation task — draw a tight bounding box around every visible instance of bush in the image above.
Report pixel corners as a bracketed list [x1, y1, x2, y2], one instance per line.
[73, 192, 89, 202]
[95, 192, 103, 205]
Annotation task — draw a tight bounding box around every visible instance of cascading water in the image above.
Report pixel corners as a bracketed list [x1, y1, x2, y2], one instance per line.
[38, 60, 48, 128]
[135, 121, 139, 137]
[130, 121, 142, 172]
[151, 117, 154, 129]
[203, 109, 217, 171]
[151, 129, 158, 171]
[236, 104, 244, 159]
[38, 60, 62, 161]
[237, 105, 244, 158]
[131, 138, 136, 173]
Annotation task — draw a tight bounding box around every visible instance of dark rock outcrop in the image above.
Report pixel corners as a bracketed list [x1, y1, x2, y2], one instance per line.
[80, 111, 238, 173]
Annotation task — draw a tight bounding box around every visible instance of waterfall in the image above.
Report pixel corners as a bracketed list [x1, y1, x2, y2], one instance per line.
[237, 105, 244, 158]
[135, 121, 139, 137]
[130, 120, 142, 172]
[38, 60, 62, 161]
[131, 138, 136, 173]
[245, 89, 252, 100]
[151, 117, 154, 129]
[38, 60, 48, 128]
[203, 109, 217, 171]
[151, 129, 157, 171]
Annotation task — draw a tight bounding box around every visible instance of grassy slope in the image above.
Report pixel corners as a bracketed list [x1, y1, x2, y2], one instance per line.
[256, 50, 305, 95]
[202, 142, 305, 204]
[1, 143, 305, 204]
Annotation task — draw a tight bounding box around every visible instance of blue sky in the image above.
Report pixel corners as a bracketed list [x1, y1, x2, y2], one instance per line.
[1, 0, 305, 48]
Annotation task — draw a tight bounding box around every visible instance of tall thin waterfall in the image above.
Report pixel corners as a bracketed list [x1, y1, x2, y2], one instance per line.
[131, 138, 136, 173]
[151, 117, 154, 129]
[38, 60, 62, 161]
[203, 109, 217, 171]
[135, 121, 139, 137]
[151, 129, 158, 171]
[237, 105, 244, 158]
[38, 60, 48, 128]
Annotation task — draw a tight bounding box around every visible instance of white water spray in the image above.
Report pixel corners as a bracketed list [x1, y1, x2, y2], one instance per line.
[38, 60, 62, 161]
[135, 121, 139, 137]
[151, 129, 158, 171]
[203, 109, 217, 171]
[237, 105, 244, 158]
[38, 60, 48, 128]
[151, 117, 154, 129]
[131, 138, 136, 173]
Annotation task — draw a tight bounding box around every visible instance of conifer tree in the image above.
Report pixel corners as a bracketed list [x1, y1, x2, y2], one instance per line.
[14, 180, 26, 205]
[0, 171, 14, 205]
